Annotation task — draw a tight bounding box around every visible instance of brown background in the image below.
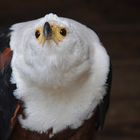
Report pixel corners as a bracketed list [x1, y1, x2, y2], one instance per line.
[0, 0, 140, 140]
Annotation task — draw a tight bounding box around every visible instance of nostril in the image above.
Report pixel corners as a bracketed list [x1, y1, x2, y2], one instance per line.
[44, 22, 52, 39]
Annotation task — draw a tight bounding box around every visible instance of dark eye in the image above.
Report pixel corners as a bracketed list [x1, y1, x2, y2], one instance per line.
[35, 30, 40, 38]
[60, 28, 67, 36]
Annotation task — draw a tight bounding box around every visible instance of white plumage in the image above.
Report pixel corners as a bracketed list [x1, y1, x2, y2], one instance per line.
[9, 13, 110, 136]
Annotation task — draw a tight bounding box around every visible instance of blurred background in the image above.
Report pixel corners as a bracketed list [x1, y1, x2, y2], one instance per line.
[0, 0, 140, 140]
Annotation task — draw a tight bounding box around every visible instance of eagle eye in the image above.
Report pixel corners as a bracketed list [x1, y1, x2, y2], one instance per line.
[60, 28, 67, 36]
[35, 30, 41, 38]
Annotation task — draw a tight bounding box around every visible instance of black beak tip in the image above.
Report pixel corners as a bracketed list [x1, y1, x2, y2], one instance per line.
[44, 22, 52, 38]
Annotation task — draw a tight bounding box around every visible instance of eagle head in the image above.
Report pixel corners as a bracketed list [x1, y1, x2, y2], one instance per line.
[10, 14, 93, 88]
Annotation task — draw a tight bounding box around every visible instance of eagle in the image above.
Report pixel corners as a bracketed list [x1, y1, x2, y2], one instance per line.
[0, 13, 112, 140]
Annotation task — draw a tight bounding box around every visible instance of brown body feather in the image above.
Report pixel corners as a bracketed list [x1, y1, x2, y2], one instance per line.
[0, 48, 12, 70]
[10, 110, 96, 140]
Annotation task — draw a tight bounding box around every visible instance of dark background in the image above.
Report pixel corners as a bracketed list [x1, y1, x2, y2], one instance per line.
[0, 0, 140, 140]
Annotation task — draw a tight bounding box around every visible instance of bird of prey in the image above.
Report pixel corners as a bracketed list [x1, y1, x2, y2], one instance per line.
[0, 13, 112, 140]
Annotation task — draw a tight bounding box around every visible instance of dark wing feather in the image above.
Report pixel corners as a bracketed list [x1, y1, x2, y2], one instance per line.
[95, 60, 112, 130]
[0, 27, 18, 140]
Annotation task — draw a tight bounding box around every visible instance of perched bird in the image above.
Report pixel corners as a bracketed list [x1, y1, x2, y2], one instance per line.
[0, 13, 112, 140]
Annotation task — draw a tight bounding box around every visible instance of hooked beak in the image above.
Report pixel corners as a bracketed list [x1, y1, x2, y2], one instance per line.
[43, 22, 52, 39]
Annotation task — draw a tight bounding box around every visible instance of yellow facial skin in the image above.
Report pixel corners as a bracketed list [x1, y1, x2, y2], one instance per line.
[35, 27, 46, 45]
[51, 25, 65, 44]
[35, 24, 67, 46]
